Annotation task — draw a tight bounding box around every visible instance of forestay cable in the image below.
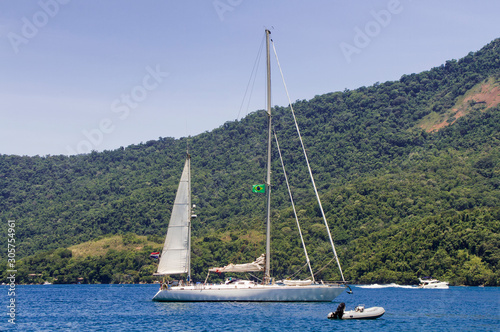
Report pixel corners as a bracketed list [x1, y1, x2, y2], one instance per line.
[273, 128, 315, 282]
[271, 40, 346, 283]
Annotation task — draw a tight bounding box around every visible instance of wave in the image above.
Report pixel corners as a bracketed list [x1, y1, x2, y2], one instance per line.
[357, 283, 416, 289]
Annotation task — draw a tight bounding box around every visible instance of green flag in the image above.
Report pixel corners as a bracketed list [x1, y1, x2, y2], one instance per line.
[252, 184, 265, 193]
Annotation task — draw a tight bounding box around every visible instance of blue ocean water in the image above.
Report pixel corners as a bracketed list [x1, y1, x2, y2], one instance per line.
[1, 284, 498, 331]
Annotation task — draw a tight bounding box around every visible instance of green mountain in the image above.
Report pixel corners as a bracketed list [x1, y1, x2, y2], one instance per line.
[1, 38, 499, 285]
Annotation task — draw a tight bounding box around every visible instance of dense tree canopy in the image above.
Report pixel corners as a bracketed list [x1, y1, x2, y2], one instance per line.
[1, 38, 499, 285]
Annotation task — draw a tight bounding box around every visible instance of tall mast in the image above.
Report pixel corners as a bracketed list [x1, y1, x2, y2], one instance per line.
[187, 152, 192, 283]
[265, 29, 272, 283]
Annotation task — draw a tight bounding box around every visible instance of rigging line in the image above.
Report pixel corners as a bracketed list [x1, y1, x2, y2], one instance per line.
[273, 127, 315, 282]
[286, 262, 310, 280]
[237, 33, 265, 120]
[247, 273, 262, 282]
[271, 40, 346, 284]
[313, 257, 336, 277]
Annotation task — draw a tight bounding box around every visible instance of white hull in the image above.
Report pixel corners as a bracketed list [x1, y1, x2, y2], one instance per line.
[419, 283, 449, 289]
[418, 278, 449, 289]
[342, 307, 385, 319]
[153, 283, 346, 302]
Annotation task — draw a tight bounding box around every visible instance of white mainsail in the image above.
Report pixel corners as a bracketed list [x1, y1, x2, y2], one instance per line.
[156, 156, 191, 276]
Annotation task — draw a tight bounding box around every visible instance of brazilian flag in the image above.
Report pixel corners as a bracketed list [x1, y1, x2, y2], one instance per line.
[252, 184, 265, 193]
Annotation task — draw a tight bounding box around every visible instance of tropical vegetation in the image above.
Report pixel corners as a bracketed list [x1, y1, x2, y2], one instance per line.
[1, 38, 499, 286]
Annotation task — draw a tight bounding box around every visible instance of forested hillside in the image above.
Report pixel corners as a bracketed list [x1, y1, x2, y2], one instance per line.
[1, 38, 499, 285]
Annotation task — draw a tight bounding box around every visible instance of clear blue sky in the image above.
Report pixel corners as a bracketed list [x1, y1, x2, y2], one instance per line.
[1, 0, 499, 156]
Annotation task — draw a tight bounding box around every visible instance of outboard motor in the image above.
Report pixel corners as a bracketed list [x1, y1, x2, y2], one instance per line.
[328, 302, 345, 319]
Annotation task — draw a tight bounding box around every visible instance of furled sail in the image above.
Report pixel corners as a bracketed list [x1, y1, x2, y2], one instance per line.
[156, 157, 191, 275]
[209, 254, 265, 273]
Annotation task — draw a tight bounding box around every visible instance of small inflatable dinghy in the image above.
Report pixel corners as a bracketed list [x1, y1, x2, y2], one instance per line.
[328, 303, 385, 320]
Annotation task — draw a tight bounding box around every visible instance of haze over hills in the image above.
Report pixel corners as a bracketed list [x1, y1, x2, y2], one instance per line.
[1, 38, 499, 285]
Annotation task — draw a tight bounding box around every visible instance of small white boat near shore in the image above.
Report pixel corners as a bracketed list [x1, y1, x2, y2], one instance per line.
[328, 303, 385, 320]
[418, 278, 449, 289]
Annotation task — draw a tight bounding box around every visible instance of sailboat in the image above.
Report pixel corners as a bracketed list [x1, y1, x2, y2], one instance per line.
[152, 30, 348, 302]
